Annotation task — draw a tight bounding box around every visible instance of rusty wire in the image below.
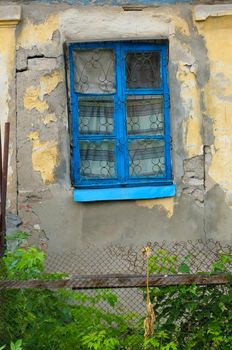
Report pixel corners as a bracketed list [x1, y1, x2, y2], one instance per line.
[43, 239, 232, 276]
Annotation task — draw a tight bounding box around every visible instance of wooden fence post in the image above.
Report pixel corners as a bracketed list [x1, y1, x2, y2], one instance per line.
[0, 122, 10, 257]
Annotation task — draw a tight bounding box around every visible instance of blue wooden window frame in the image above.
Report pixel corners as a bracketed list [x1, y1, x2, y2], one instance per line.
[68, 41, 175, 202]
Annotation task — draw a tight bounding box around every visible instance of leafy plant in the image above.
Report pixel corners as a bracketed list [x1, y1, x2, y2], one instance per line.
[0, 233, 143, 349]
[0, 233, 231, 350]
[148, 250, 232, 350]
[82, 330, 119, 350]
[148, 249, 179, 275]
[0, 340, 23, 350]
[10, 340, 23, 350]
[144, 331, 178, 349]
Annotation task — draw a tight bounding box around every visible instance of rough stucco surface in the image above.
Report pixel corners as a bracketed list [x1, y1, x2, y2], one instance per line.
[6, 0, 194, 5]
[1, 2, 231, 251]
[8, 0, 232, 5]
[0, 5, 21, 213]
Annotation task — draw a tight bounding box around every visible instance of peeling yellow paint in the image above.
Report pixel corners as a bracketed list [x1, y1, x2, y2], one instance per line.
[176, 62, 202, 157]
[0, 28, 15, 75]
[29, 131, 59, 184]
[0, 22, 20, 211]
[207, 100, 232, 191]
[136, 197, 174, 218]
[24, 70, 63, 113]
[183, 113, 202, 158]
[42, 113, 57, 125]
[40, 70, 63, 97]
[196, 16, 232, 192]
[0, 27, 16, 125]
[24, 87, 49, 112]
[17, 15, 59, 49]
[29, 131, 40, 141]
[152, 9, 190, 36]
[173, 13, 190, 36]
[225, 191, 232, 210]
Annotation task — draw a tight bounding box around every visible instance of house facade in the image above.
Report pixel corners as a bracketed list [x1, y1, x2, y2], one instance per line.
[1, 0, 232, 253]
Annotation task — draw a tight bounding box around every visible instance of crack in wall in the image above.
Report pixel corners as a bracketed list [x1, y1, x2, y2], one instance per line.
[16, 46, 61, 73]
[182, 145, 213, 239]
[182, 155, 204, 206]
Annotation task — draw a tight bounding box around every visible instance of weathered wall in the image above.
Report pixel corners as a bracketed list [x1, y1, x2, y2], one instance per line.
[6, 0, 200, 5]
[0, 6, 21, 215]
[195, 6, 232, 241]
[1, 2, 232, 252]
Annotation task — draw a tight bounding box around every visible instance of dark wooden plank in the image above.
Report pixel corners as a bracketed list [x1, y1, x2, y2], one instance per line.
[0, 124, 3, 256]
[0, 122, 10, 257]
[0, 274, 229, 290]
[1, 123, 10, 233]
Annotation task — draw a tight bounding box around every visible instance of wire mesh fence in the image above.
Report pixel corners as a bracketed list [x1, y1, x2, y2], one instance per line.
[44, 239, 232, 275]
[0, 239, 232, 349]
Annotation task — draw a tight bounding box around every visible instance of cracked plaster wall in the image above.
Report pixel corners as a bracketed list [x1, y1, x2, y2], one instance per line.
[0, 6, 21, 214]
[1, 2, 231, 252]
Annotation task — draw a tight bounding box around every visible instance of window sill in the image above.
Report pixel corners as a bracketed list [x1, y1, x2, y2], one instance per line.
[73, 184, 176, 202]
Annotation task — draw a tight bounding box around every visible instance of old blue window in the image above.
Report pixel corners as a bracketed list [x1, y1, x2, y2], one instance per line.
[68, 41, 176, 202]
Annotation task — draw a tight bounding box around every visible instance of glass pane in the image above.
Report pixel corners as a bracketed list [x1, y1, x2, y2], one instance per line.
[128, 139, 165, 177]
[78, 97, 114, 135]
[126, 51, 160, 89]
[73, 49, 115, 94]
[80, 140, 115, 178]
[127, 95, 163, 136]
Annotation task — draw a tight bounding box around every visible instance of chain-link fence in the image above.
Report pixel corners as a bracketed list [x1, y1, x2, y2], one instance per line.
[44, 239, 232, 275]
[0, 239, 232, 349]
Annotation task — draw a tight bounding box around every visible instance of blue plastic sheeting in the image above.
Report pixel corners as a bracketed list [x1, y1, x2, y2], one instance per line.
[73, 184, 176, 202]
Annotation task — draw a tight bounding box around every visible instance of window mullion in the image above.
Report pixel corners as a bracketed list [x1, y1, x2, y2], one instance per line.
[162, 45, 172, 180]
[115, 43, 127, 183]
[69, 46, 80, 186]
[121, 43, 128, 182]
